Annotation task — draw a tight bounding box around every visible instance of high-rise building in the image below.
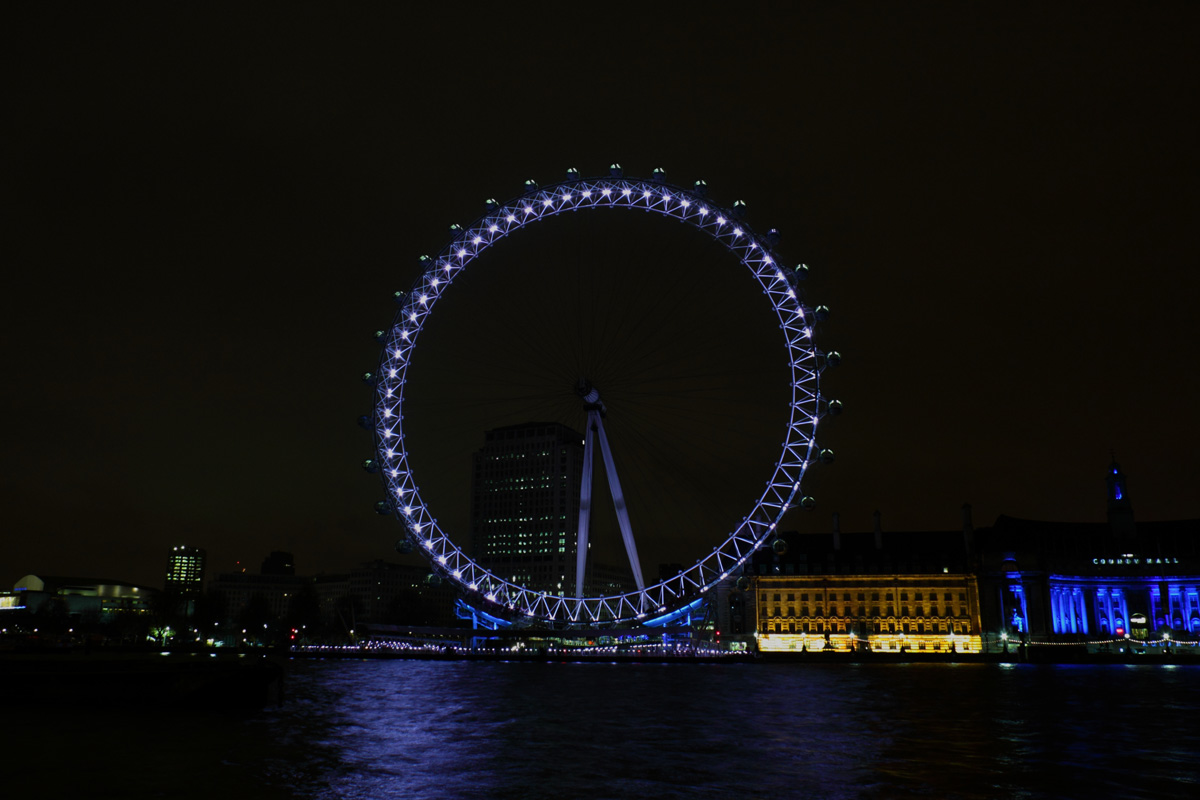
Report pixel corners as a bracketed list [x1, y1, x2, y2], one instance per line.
[470, 422, 636, 597]
[471, 422, 585, 594]
[165, 545, 206, 598]
[165, 545, 207, 619]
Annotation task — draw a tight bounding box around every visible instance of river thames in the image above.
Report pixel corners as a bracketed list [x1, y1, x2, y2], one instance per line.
[10, 660, 1199, 798]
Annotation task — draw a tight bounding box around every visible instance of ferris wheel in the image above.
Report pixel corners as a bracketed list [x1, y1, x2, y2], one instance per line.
[364, 165, 838, 627]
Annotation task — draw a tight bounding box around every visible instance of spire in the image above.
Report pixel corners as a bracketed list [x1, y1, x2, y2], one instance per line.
[1105, 456, 1135, 539]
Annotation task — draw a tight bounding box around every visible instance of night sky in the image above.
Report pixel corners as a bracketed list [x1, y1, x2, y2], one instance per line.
[6, 4, 1197, 590]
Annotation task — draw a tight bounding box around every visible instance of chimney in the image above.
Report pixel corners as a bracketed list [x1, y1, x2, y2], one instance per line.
[873, 510, 882, 549]
[832, 511, 841, 550]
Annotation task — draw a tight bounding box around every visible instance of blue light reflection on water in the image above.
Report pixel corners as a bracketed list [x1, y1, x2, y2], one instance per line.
[6, 661, 1197, 798]
[247, 660, 1200, 800]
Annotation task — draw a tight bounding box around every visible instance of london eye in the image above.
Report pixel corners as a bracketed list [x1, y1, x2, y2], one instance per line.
[364, 166, 836, 626]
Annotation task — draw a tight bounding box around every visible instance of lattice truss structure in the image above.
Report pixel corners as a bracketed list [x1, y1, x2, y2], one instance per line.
[369, 167, 833, 626]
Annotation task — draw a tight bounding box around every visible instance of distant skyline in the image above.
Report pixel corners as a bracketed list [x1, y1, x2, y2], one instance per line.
[5, 4, 1198, 588]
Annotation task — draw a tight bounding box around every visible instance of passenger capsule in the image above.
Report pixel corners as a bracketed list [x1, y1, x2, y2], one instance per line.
[357, 415, 373, 430]
[565, 167, 581, 181]
[693, 179, 708, 196]
[393, 290, 406, 304]
[772, 539, 788, 556]
[793, 264, 809, 282]
[736, 576, 751, 592]
[395, 539, 414, 555]
[485, 198, 499, 211]
[651, 167, 667, 182]
[448, 224, 463, 236]
[823, 351, 842, 368]
[426, 573, 443, 588]
[732, 200, 747, 219]
[766, 228, 782, 246]
[361, 372, 376, 386]
[375, 501, 393, 516]
[819, 449, 835, 465]
[814, 305, 830, 321]
[799, 495, 816, 510]
[373, 330, 388, 344]
[362, 459, 379, 474]
[826, 399, 844, 416]
[609, 163, 623, 178]
[523, 179, 539, 193]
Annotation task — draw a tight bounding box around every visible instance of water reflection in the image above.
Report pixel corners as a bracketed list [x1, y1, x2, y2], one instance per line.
[261, 661, 1199, 799]
[4, 661, 1196, 798]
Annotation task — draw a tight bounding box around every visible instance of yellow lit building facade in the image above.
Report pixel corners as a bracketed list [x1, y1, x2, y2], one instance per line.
[753, 573, 983, 654]
[748, 514, 984, 654]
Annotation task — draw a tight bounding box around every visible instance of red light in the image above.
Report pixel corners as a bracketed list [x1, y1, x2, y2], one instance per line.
[1116, 627, 1125, 636]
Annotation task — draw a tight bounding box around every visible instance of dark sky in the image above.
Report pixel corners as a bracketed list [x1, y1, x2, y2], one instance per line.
[5, 3, 1198, 590]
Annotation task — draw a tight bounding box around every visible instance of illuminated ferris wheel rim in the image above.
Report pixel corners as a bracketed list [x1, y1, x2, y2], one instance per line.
[371, 168, 828, 626]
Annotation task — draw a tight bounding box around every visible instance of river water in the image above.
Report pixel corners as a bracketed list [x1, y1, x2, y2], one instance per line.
[9, 660, 1199, 798]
